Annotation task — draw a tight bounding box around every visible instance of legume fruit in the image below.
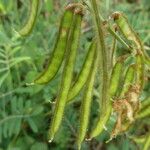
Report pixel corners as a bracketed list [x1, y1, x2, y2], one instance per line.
[34, 6, 74, 84]
[120, 64, 135, 97]
[19, 0, 40, 36]
[135, 54, 145, 90]
[48, 8, 83, 142]
[112, 12, 142, 52]
[67, 41, 96, 102]
[136, 97, 150, 119]
[77, 45, 98, 150]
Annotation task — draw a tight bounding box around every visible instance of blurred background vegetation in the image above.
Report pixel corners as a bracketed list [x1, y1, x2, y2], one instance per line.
[0, 0, 150, 149]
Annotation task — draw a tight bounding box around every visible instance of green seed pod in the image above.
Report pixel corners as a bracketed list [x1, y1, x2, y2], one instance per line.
[67, 41, 96, 102]
[77, 47, 98, 150]
[135, 54, 145, 90]
[89, 56, 129, 139]
[138, 107, 150, 119]
[136, 97, 150, 119]
[89, 57, 127, 139]
[34, 7, 74, 84]
[129, 135, 148, 144]
[119, 64, 135, 98]
[112, 12, 142, 51]
[144, 56, 150, 68]
[89, 104, 112, 139]
[48, 10, 82, 142]
[19, 0, 40, 36]
[140, 97, 150, 110]
[109, 56, 127, 97]
[143, 50, 150, 68]
[89, 56, 132, 139]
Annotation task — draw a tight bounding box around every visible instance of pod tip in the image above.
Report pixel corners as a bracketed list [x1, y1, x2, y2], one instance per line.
[65, 3, 75, 10]
[111, 11, 122, 20]
[50, 101, 56, 104]
[74, 7, 84, 16]
[77, 144, 81, 150]
[103, 124, 108, 131]
[85, 133, 92, 141]
[85, 138, 92, 141]
[65, 3, 84, 16]
[26, 82, 35, 86]
[85, 134, 92, 141]
[48, 138, 53, 143]
[106, 137, 113, 143]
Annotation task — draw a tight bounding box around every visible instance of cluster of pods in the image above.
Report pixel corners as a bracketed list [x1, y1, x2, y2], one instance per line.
[18, 0, 150, 149]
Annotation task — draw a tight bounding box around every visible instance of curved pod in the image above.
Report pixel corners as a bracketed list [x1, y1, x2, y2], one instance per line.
[19, 0, 40, 36]
[34, 8, 74, 84]
[136, 97, 150, 119]
[135, 54, 145, 90]
[109, 56, 127, 97]
[112, 12, 142, 51]
[119, 64, 135, 97]
[67, 41, 97, 102]
[77, 46, 98, 150]
[48, 10, 83, 141]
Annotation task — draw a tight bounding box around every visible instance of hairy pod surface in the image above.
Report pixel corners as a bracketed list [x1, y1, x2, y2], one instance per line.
[144, 56, 150, 68]
[109, 56, 127, 97]
[112, 12, 142, 52]
[119, 64, 135, 97]
[140, 97, 150, 110]
[129, 135, 148, 144]
[135, 54, 145, 90]
[136, 97, 150, 119]
[34, 8, 74, 84]
[77, 46, 98, 150]
[48, 10, 82, 141]
[112, 12, 149, 90]
[19, 0, 40, 36]
[67, 41, 96, 102]
[89, 0, 110, 139]
[90, 105, 112, 139]
[89, 57, 127, 139]
[137, 107, 150, 119]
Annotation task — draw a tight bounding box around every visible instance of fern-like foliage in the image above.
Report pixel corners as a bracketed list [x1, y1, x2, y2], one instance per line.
[0, 96, 44, 142]
[0, 31, 31, 87]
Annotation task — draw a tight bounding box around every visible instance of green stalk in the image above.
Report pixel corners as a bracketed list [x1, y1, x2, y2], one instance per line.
[90, 0, 108, 112]
[107, 26, 131, 50]
[89, 0, 110, 138]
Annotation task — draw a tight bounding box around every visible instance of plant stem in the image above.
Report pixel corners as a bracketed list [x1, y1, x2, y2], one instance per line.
[89, 0, 114, 139]
[90, 0, 109, 112]
[107, 26, 131, 50]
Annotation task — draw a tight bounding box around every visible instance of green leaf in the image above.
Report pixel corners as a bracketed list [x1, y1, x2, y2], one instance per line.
[27, 118, 38, 133]
[0, 51, 6, 58]
[32, 106, 43, 116]
[3, 121, 8, 138]
[0, 68, 8, 73]
[0, 126, 2, 143]
[14, 119, 22, 135]
[17, 98, 24, 113]
[9, 57, 31, 68]
[11, 97, 17, 113]
[30, 142, 48, 150]
[9, 46, 22, 56]
[0, 72, 9, 87]
[8, 120, 16, 137]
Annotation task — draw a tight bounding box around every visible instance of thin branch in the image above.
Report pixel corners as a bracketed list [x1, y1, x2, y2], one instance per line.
[90, 0, 109, 112]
